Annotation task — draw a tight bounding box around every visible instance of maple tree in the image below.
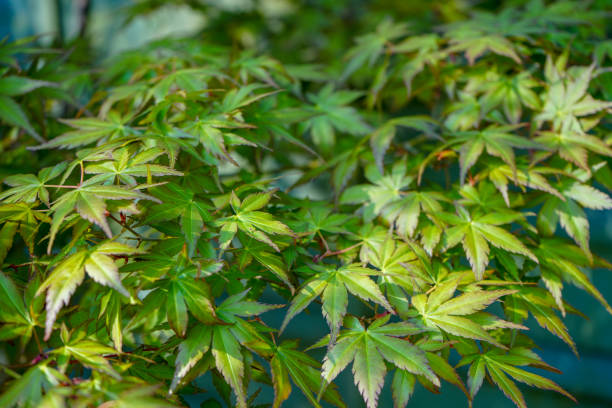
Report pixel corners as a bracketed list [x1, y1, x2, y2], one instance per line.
[0, 1, 611, 407]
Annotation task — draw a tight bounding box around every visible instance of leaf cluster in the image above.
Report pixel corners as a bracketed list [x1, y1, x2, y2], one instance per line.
[1, 1, 612, 407]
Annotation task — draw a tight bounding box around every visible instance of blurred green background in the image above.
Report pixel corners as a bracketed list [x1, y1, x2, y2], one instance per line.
[2, 1, 611, 407]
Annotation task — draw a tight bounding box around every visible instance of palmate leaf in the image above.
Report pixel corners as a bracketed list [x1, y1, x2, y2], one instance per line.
[301, 84, 370, 153]
[461, 350, 574, 408]
[270, 340, 346, 408]
[488, 164, 563, 206]
[342, 19, 408, 80]
[240, 236, 293, 289]
[391, 368, 416, 408]
[36, 241, 142, 340]
[0, 162, 66, 205]
[450, 124, 542, 184]
[84, 146, 182, 185]
[537, 182, 612, 259]
[341, 161, 412, 213]
[425, 352, 469, 398]
[212, 326, 247, 408]
[412, 277, 515, 348]
[368, 238, 427, 316]
[447, 35, 521, 65]
[53, 340, 120, 379]
[0, 203, 49, 256]
[342, 161, 446, 238]
[47, 183, 159, 253]
[0, 95, 43, 142]
[0, 362, 67, 408]
[165, 267, 218, 337]
[185, 119, 248, 166]
[146, 183, 212, 257]
[468, 70, 540, 124]
[30, 112, 134, 150]
[441, 208, 537, 279]
[281, 264, 393, 341]
[171, 292, 277, 398]
[536, 62, 612, 134]
[535, 130, 612, 171]
[319, 316, 436, 408]
[218, 191, 293, 252]
[382, 191, 446, 238]
[509, 289, 577, 354]
[537, 238, 612, 315]
[0, 75, 55, 97]
[370, 116, 438, 173]
[0, 271, 28, 324]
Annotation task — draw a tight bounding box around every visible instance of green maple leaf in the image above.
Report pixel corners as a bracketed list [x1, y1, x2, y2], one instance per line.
[246, 336, 347, 408]
[170, 325, 212, 392]
[468, 70, 540, 124]
[318, 315, 437, 408]
[0, 162, 66, 205]
[36, 241, 143, 340]
[30, 111, 135, 150]
[393, 34, 442, 97]
[84, 146, 182, 185]
[244, 95, 319, 157]
[0, 94, 43, 142]
[443, 92, 482, 132]
[0, 73, 54, 142]
[184, 118, 255, 166]
[342, 162, 446, 238]
[449, 124, 542, 184]
[281, 264, 394, 341]
[440, 206, 537, 279]
[217, 191, 293, 252]
[294, 205, 352, 237]
[269, 339, 346, 408]
[412, 274, 516, 348]
[47, 181, 158, 253]
[149, 67, 214, 102]
[145, 183, 213, 257]
[0, 270, 39, 346]
[239, 236, 294, 290]
[0, 271, 29, 325]
[507, 288, 576, 354]
[536, 237, 612, 316]
[536, 63, 612, 134]
[447, 34, 521, 65]
[369, 116, 438, 174]
[0, 203, 50, 258]
[300, 84, 370, 153]
[460, 348, 574, 408]
[534, 130, 612, 171]
[537, 182, 612, 259]
[162, 261, 220, 337]
[52, 339, 120, 379]
[342, 19, 408, 80]
[0, 362, 67, 408]
[368, 238, 429, 316]
[488, 164, 563, 206]
[211, 326, 247, 408]
[171, 291, 278, 405]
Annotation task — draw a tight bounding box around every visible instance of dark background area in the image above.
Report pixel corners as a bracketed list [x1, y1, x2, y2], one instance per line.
[2, 1, 611, 407]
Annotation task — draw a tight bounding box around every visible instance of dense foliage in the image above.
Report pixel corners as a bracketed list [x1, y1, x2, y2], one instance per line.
[1, 1, 612, 407]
